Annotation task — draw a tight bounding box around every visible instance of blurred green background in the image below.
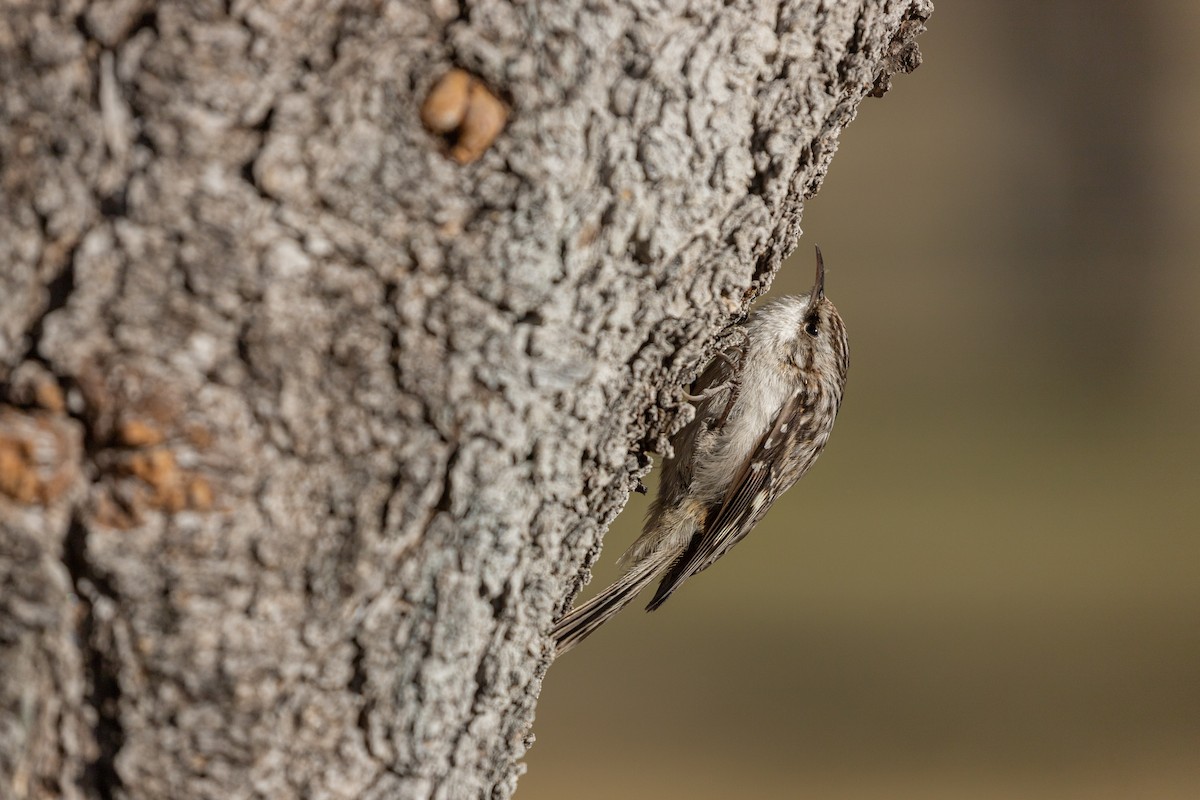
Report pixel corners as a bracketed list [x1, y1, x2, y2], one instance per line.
[525, 4, 1200, 798]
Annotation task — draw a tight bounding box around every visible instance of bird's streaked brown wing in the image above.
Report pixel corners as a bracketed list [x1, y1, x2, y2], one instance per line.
[645, 389, 805, 611]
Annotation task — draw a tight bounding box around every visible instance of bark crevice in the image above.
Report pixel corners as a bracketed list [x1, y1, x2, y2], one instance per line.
[62, 516, 124, 800]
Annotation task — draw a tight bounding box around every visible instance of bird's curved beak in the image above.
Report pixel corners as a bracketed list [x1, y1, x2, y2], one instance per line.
[810, 246, 826, 305]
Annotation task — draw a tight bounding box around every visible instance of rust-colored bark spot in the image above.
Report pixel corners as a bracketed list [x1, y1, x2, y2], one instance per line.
[118, 417, 165, 447]
[118, 446, 199, 513]
[7, 360, 225, 524]
[421, 68, 472, 133]
[105, 439, 216, 518]
[71, 363, 222, 520]
[421, 68, 508, 164]
[0, 407, 80, 505]
[7, 361, 67, 412]
[34, 378, 66, 413]
[188, 476, 214, 511]
[124, 447, 176, 485]
[156, 481, 188, 514]
[0, 435, 39, 503]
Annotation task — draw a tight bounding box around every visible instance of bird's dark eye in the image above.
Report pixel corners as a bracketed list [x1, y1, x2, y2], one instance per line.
[804, 319, 819, 337]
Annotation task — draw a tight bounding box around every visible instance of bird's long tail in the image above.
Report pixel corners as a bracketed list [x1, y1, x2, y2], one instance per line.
[551, 552, 670, 656]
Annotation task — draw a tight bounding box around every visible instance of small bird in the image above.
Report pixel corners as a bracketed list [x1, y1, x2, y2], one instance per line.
[553, 247, 850, 655]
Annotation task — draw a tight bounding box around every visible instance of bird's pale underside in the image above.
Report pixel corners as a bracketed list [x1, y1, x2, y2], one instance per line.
[553, 248, 850, 655]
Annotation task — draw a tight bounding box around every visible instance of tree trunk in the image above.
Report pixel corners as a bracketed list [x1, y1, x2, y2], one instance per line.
[0, 1, 930, 798]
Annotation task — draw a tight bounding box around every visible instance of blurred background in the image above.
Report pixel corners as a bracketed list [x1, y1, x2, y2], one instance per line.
[525, 3, 1200, 799]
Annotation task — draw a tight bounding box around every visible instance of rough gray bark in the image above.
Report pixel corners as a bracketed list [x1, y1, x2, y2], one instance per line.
[0, 1, 930, 798]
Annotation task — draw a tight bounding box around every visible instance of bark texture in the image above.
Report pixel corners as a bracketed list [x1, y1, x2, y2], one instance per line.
[0, 1, 930, 798]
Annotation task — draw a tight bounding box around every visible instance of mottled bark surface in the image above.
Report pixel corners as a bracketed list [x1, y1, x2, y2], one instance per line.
[0, 1, 929, 798]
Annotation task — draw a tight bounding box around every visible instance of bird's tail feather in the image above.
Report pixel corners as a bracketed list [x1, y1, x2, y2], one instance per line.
[552, 553, 669, 656]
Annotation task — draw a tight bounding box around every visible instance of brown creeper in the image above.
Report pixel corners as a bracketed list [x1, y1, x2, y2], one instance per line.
[553, 247, 849, 655]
